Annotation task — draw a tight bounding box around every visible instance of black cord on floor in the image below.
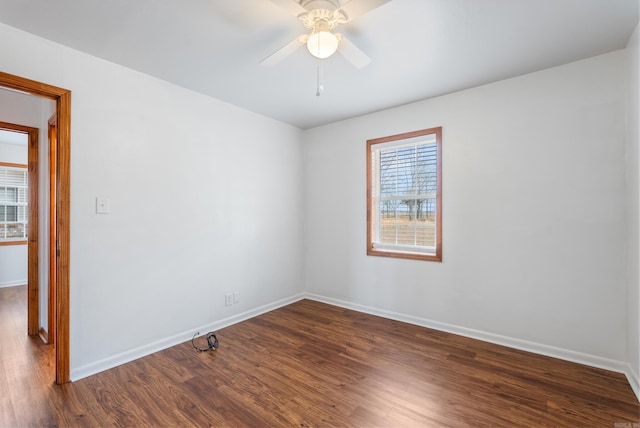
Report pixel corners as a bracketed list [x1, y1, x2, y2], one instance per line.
[192, 332, 219, 352]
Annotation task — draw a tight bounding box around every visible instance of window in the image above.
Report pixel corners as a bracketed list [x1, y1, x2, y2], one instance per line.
[0, 163, 28, 244]
[367, 127, 442, 262]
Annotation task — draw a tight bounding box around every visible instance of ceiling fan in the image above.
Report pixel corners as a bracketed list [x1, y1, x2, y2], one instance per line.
[260, 0, 392, 69]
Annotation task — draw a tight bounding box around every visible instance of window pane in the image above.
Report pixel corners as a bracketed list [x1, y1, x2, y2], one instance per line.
[17, 187, 27, 204]
[379, 198, 436, 247]
[0, 206, 17, 222]
[379, 143, 437, 198]
[0, 187, 18, 203]
[17, 205, 27, 222]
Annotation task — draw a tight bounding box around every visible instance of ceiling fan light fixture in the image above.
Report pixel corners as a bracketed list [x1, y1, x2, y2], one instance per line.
[307, 30, 338, 58]
[306, 19, 339, 59]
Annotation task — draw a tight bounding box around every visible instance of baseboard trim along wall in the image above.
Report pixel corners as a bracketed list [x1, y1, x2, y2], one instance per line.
[70, 293, 306, 381]
[305, 293, 635, 395]
[38, 327, 48, 344]
[625, 364, 640, 402]
[0, 280, 27, 288]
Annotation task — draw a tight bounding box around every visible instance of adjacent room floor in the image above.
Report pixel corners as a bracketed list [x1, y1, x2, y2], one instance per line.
[1, 285, 639, 426]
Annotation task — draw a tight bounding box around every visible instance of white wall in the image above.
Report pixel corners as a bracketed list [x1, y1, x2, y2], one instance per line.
[0, 140, 27, 163]
[303, 51, 628, 367]
[0, 140, 28, 287]
[0, 23, 304, 379]
[626, 21, 640, 397]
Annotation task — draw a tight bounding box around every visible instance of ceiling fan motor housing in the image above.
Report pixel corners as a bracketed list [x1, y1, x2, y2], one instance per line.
[299, 9, 347, 30]
[300, 0, 339, 12]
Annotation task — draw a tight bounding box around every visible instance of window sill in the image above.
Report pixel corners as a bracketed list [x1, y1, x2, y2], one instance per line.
[0, 240, 28, 246]
[367, 246, 442, 262]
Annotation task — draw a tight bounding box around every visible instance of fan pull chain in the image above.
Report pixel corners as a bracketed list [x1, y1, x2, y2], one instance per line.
[316, 58, 324, 97]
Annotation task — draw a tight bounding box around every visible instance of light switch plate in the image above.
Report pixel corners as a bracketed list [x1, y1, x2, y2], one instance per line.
[96, 197, 110, 214]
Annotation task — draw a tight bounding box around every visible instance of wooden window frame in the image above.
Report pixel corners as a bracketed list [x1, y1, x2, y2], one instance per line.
[366, 127, 442, 262]
[0, 162, 28, 246]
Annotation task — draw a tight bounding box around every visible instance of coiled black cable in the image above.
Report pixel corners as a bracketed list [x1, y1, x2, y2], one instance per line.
[191, 331, 219, 352]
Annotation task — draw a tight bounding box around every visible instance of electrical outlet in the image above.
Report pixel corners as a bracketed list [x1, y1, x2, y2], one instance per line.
[96, 197, 110, 214]
[233, 291, 240, 304]
[225, 293, 233, 306]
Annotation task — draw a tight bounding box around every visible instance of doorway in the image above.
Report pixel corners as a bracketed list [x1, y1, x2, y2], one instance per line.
[0, 122, 38, 337]
[0, 71, 71, 384]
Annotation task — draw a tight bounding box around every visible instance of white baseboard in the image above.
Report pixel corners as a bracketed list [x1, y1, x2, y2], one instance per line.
[0, 280, 27, 288]
[625, 363, 640, 402]
[305, 293, 631, 378]
[70, 293, 306, 381]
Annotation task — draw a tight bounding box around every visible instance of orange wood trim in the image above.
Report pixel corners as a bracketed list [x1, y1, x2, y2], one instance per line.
[55, 90, 71, 384]
[0, 240, 27, 246]
[0, 121, 39, 134]
[0, 71, 71, 384]
[0, 161, 27, 168]
[366, 140, 373, 257]
[27, 126, 39, 335]
[434, 127, 442, 262]
[366, 248, 442, 262]
[366, 127, 443, 262]
[48, 117, 57, 346]
[366, 127, 442, 146]
[0, 71, 68, 100]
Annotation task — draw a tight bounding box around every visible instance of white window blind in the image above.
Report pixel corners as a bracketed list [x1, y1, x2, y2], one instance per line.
[371, 136, 437, 253]
[0, 165, 28, 241]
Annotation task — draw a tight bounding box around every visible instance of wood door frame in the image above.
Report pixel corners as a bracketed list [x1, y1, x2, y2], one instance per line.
[48, 115, 57, 345]
[0, 71, 71, 384]
[0, 123, 39, 336]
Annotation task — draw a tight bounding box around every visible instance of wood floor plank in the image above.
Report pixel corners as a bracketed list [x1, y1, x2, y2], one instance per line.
[1, 288, 639, 426]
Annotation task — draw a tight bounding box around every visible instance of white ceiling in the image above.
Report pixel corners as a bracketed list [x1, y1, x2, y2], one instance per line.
[0, 0, 637, 129]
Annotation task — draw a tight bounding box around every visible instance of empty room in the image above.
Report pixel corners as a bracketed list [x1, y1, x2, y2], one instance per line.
[1, 0, 640, 426]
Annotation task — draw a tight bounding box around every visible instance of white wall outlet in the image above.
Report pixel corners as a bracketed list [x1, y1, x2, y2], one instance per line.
[225, 293, 233, 306]
[233, 291, 240, 304]
[96, 197, 110, 214]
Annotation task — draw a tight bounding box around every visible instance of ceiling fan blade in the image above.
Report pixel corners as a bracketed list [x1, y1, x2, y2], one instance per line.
[268, 0, 307, 17]
[260, 36, 306, 66]
[337, 0, 392, 22]
[337, 36, 371, 69]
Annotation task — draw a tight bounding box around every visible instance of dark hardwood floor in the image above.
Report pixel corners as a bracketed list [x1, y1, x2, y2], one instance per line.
[1, 285, 639, 427]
